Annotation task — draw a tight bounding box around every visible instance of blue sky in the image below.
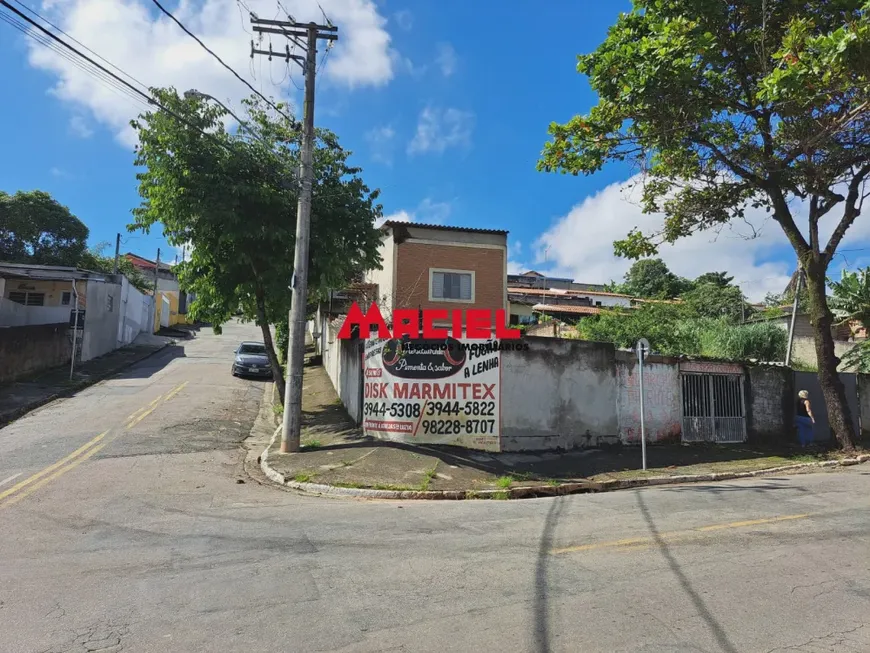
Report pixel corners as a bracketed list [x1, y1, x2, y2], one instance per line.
[2, 0, 868, 299]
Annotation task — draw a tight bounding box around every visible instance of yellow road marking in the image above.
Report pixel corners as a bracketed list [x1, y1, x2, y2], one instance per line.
[697, 514, 810, 532]
[552, 512, 812, 555]
[0, 443, 107, 509]
[0, 431, 108, 503]
[126, 406, 147, 421]
[148, 394, 165, 407]
[125, 406, 156, 430]
[163, 380, 189, 402]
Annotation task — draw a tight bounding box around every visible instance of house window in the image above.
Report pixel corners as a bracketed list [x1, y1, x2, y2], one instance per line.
[430, 269, 474, 302]
[8, 291, 45, 306]
[107, 295, 114, 312]
[595, 301, 602, 307]
[61, 291, 72, 306]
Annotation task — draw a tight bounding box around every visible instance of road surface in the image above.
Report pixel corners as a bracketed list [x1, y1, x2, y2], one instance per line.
[1, 321, 869, 652]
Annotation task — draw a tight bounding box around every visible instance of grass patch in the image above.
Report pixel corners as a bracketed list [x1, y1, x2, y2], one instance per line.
[465, 490, 480, 500]
[496, 475, 513, 489]
[293, 472, 313, 483]
[420, 465, 439, 491]
[272, 402, 284, 417]
[492, 490, 509, 500]
[373, 483, 417, 491]
[302, 439, 321, 449]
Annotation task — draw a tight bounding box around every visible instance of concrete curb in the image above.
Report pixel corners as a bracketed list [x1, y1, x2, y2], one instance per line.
[0, 341, 174, 428]
[259, 427, 870, 500]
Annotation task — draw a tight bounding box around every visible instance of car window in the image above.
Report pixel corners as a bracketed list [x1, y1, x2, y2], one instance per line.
[238, 344, 266, 354]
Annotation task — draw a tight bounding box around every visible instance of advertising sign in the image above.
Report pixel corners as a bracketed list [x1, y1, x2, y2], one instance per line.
[363, 336, 502, 451]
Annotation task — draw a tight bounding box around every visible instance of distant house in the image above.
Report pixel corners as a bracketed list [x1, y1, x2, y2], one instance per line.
[0, 262, 154, 381]
[124, 252, 193, 329]
[507, 270, 608, 293]
[507, 285, 633, 325]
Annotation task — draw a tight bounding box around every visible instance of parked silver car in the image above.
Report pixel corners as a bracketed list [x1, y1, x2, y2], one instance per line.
[232, 342, 272, 378]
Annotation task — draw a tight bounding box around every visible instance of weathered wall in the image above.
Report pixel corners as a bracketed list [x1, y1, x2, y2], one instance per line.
[321, 316, 362, 424]
[0, 322, 71, 383]
[789, 336, 857, 371]
[615, 354, 682, 444]
[746, 365, 792, 443]
[859, 374, 870, 439]
[81, 280, 122, 362]
[117, 277, 153, 346]
[500, 337, 619, 451]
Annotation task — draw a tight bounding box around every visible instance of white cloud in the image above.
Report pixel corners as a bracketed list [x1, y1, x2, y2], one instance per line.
[532, 175, 870, 302]
[365, 124, 395, 164]
[375, 197, 451, 227]
[393, 9, 412, 31]
[407, 106, 473, 155]
[69, 115, 93, 138]
[375, 208, 412, 228]
[435, 42, 456, 77]
[23, 0, 396, 147]
[49, 166, 73, 178]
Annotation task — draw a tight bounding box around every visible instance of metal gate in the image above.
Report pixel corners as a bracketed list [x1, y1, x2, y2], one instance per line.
[680, 373, 746, 443]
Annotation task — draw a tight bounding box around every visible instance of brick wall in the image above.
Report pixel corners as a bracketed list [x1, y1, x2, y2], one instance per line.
[394, 242, 506, 320]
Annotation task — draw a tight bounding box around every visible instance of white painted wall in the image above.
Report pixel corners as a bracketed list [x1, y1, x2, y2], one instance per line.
[0, 299, 69, 327]
[573, 292, 631, 308]
[364, 234, 395, 315]
[81, 280, 122, 361]
[116, 277, 153, 346]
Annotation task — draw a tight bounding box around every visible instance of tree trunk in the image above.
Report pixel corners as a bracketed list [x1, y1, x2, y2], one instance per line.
[254, 291, 286, 402]
[803, 261, 856, 451]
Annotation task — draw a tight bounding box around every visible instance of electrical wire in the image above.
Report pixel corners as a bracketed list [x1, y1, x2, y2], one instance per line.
[149, 0, 294, 124]
[0, 9, 151, 114]
[9, 0, 152, 94]
[0, 0, 240, 155]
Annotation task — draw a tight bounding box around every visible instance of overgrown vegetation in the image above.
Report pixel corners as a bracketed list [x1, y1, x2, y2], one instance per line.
[576, 302, 787, 361]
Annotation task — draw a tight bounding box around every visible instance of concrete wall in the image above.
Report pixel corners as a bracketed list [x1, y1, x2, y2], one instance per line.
[0, 322, 71, 383]
[364, 234, 395, 315]
[117, 278, 153, 346]
[500, 337, 619, 451]
[321, 315, 363, 424]
[789, 336, 858, 371]
[81, 280, 122, 362]
[616, 354, 682, 444]
[859, 374, 870, 439]
[747, 365, 792, 443]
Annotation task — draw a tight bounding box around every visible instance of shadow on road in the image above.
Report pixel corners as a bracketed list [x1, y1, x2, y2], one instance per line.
[533, 496, 565, 653]
[661, 482, 808, 496]
[635, 490, 738, 653]
[115, 345, 187, 380]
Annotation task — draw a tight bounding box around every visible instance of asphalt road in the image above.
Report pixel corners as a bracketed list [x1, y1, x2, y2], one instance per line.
[1, 321, 869, 653]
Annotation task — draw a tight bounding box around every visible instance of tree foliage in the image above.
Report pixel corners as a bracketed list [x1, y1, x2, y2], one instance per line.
[682, 282, 746, 322]
[130, 89, 383, 398]
[79, 241, 151, 293]
[616, 258, 692, 299]
[540, 1, 870, 450]
[577, 303, 786, 361]
[830, 267, 870, 371]
[0, 190, 89, 266]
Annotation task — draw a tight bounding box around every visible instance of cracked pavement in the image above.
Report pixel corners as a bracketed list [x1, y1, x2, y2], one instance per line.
[2, 321, 870, 652]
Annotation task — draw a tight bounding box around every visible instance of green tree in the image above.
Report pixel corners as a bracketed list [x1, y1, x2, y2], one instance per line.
[694, 271, 734, 288]
[0, 190, 89, 266]
[539, 1, 870, 450]
[130, 89, 383, 399]
[682, 282, 746, 322]
[620, 258, 692, 298]
[79, 241, 151, 293]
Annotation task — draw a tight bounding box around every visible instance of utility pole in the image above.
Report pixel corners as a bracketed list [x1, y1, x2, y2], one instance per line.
[153, 248, 161, 295]
[785, 265, 803, 366]
[112, 233, 121, 274]
[251, 15, 337, 454]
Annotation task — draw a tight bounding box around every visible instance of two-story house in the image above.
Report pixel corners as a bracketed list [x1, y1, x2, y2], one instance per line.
[363, 220, 509, 330]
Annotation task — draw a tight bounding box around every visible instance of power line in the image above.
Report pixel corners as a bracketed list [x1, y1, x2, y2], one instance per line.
[0, 0, 239, 155]
[149, 0, 294, 124]
[8, 0, 151, 94]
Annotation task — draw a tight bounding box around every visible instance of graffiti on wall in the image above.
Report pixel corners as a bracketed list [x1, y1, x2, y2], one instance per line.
[617, 362, 682, 443]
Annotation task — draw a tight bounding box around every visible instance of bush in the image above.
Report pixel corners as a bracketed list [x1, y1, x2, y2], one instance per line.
[577, 303, 787, 361]
[275, 319, 289, 362]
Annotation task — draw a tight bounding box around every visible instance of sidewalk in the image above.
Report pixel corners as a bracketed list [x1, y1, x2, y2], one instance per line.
[261, 361, 869, 498]
[0, 332, 176, 426]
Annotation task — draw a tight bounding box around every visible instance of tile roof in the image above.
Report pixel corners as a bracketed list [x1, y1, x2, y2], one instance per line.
[533, 303, 602, 315]
[508, 286, 632, 299]
[381, 220, 508, 235]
